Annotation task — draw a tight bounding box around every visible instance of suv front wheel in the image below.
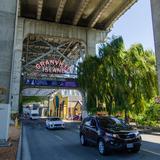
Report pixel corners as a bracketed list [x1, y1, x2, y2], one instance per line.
[98, 139, 106, 155]
[80, 134, 87, 146]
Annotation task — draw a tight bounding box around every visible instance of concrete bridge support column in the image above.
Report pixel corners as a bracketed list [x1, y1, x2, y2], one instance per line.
[86, 29, 106, 56]
[151, 0, 160, 94]
[10, 18, 24, 112]
[0, 0, 17, 103]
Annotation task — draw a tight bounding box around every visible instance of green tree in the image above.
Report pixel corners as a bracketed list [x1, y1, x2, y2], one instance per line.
[98, 36, 125, 115]
[78, 36, 158, 121]
[118, 44, 157, 122]
[78, 56, 101, 113]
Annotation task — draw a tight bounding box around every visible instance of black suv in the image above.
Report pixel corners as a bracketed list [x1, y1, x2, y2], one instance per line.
[80, 116, 141, 155]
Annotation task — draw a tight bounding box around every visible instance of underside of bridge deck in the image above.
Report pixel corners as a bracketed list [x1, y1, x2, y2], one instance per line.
[19, 0, 137, 31]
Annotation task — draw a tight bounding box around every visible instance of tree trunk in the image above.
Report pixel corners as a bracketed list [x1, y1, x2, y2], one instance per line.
[96, 96, 98, 109]
[125, 109, 129, 124]
[108, 102, 112, 116]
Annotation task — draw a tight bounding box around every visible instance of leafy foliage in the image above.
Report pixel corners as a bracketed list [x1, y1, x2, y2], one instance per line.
[77, 36, 158, 121]
[135, 100, 160, 127]
[22, 96, 47, 104]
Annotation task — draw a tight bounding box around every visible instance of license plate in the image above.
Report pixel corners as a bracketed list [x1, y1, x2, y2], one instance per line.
[127, 143, 133, 148]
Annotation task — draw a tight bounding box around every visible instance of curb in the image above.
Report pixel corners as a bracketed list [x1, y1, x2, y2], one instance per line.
[64, 121, 80, 129]
[16, 124, 22, 160]
[139, 130, 160, 136]
[22, 126, 31, 160]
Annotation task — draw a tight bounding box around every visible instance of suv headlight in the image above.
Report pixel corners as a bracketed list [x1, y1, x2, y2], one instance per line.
[105, 132, 119, 138]
[135, 131, 141, 138]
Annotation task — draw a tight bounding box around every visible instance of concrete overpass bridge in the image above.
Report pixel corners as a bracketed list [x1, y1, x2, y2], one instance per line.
[3, 0, 160, 114]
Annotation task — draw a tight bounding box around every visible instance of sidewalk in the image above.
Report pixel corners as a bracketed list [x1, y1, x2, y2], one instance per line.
[129, 122, 160, 136]
[138, 129, 160, 136]
[0, 125, 20, 160]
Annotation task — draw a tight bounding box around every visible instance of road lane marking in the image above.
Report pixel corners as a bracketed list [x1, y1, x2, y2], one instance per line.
[55, 135, 63, 141]
[141, 148, 160, 156]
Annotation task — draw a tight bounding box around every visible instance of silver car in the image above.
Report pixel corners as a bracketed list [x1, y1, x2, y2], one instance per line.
[46, 117, 65, 129]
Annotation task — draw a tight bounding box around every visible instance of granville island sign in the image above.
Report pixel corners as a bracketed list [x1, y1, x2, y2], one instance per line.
[35, 59, 70, 74]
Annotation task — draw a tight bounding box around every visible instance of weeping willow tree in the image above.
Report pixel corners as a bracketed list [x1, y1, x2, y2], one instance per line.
[119, 44, 158, 121]
[77, 36, 158, 121]
[77, 56, 101, 113]
[98, 37, 125, 115]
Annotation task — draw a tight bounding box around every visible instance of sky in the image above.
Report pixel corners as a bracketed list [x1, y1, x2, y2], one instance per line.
[108, 0, 155, 52]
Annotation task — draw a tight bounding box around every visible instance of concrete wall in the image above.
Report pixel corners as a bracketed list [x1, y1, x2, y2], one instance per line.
[0, 104, 10, 141]
[150, 0, 160, 94]
[0, 0, 17, 103]
[22, 18, 106, 55]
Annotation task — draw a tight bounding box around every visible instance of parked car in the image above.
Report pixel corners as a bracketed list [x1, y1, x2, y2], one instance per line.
[46, 117, 65, 129]
[80, 116, 141, 155]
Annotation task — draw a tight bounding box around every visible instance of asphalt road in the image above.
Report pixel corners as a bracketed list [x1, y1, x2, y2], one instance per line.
[22, 119, 160, 160]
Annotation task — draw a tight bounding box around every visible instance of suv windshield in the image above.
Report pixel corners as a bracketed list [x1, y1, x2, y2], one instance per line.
[98, 117, 127, 129]
[32, 114, 39, 116]
[49, 118, 61, 121]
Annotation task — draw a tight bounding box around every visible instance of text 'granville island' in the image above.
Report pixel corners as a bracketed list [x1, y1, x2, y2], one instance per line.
[35, 59, 70, 73]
